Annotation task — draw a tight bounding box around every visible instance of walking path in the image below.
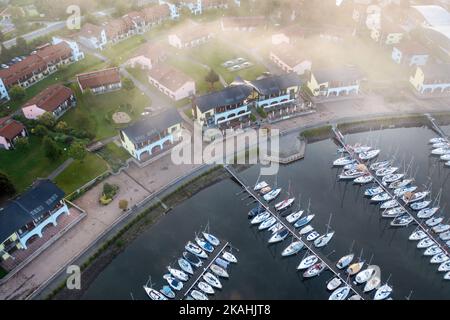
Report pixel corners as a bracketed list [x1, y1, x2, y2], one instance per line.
[47, 158, 74, 180]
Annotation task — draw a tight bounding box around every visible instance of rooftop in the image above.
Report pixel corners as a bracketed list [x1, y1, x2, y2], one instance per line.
[250, 73, 302, 96]
[0, 117, 25, 140]
[271, 43, 310, 67]
[148, 64, 194, 92]
[77, 67, 121, 90]
[195, 84, 253, 113]
[0, 55, 48, 87]
[313, 66, 365, 84]
[22, 84, 73, 112]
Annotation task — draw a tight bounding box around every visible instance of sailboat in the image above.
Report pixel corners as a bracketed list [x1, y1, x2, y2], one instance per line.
[374, 283, 393, 300]
[329, 285, 351, 300]
[303, 262, 326, 278]
[281, 241, 304, 257]
[297, 254, 318, 270]
[418, 207, 439, 219]
[327, 277, 342, 291]
[314, 215, 335, 248]
[263, 188, 282, 202]
[143, 285, 168, 300]
[409, 229, 427, 241]
[275, 198, 295, 211]
[336, 254, 354, 270]
[355, 267, 375, 284]
[254, 180, 268, 191]
[286, 210, 304, 224]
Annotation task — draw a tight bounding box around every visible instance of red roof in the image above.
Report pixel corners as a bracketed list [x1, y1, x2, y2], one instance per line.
[0, 55, 48, 87]
[0, 117, 25, 140]
[35, 42, 72, 65]
[22, 84, 73, 112]
[77, 68, 121, 90]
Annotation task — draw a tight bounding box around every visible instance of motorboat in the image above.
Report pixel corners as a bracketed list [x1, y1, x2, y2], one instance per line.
[183, 251, 202, 268]
[222, 251, 238, 263]
[294, 214, 315, 228]
[336, 254, 354, 269]
[431, 147, 450, 155]
[198, 281, 215, 295]
[307, 231, 320, 241]
[370, 160, 391, 171]
[210, 264, 229, 278]
[440, 231, 450, 241]
[299, 225, 314, 235]
[417, 237, 434, 249]
[339, 169, 365, 180]
[431, 253, 449, 264]
[426, 216, 443, 227]
[365, 186, 384, 197]
[254, 181, 268, 191]
[297, 255, 318, 270]
[248, 206, 265, 219]
[185, 242, 208, 259]
[258, 216, 277, 230]
[178, 258, 194, 275]
[433, 142, 449, 149]
[203, 272, 222, 289]
[250, 211, 270, 225]
[389, 179, 414, 189]
[275, 198, 295, 211]
[403, 191, 429, 204]
[356, 268, 375, 284]
[303, 262, 326, 278]
[433, 224, 450, 233]
[376, 167, 398, 177]
[382, 173, 404, 184]
[352, 145, 372, 154]
[168, 267, 189, 282]
[333, 156, 356, 166]
[160, 286, 175, 299]
[195, 236, 214, 253]
[424, 245, 442, 256]
[329, 286, 351, 300]
[410, 201, 431, 211]
[381, 200, 400, 210]
[263, 188, 282, 202]
[394, 186, 417, 197]
[327, 277, 342, 291]
[260, 186, 272, 195]
[382, 207, 406, 218]
[371, 193, 391, 202]
[314, 231, 335, 248]
[430, 137, 447, 144]
[374, 284, 393, 300]
[281, 241, 304, 257]
[354, 174, 374, 184]
[418, 207, 439, 219]
[286, 210, 304, 224]
[268, 228, 290, 244]
[163, 274, 183, 291]
[143, 286, 168, 300]
[409, 230, 427, 241]
[438, 260, 450, 272]
[269, 222, 283, 234]
[445, 272, 450, 280]
[190, 289, 208, 301]
[390, 214, 413, 227]
[203, 232, 220, 246]
[359, 149, 380, 160]
[364, 276, 381, 293]
[215, 257, 229, 269]
[440, 154, 450, 161]
[346, 261, 364, 275]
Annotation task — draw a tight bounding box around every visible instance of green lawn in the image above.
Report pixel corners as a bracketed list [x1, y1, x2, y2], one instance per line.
[1, 54, 105, 115]
[186, 39, 267, 84]
[97, 142, 130, 172]
[0, 136, 68, 192]
[62, 87, 151, 140]
[54, 153, 109, 194]
[102, 35, 146, 63]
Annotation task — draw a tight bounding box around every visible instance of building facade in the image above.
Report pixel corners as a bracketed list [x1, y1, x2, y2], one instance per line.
[307, 67, 364, 98]
[77, 68, 122, 95]
[0, 117, 27, 150]
[147, 64, 196, 101]
[410, 63, 450, 96]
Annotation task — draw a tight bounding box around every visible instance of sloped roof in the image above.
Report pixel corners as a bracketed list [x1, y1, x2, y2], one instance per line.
[0, 55, 48, 87]
[148, 64, 194, 92]
[195, 85, 253, 113]
[250, 73, 301, 96]
[0, 117, 25, 140]
[313, 66, 364, 83]
[77, 68, 121, 90]
[23, 84, 73, 112]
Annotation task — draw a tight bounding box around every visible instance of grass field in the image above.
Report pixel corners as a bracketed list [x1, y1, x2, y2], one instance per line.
[97, 142, 130, 172]
[102, 36, 146, 63]
[54, 153, 109, 194]
[0, 54, 105, 115]
[187, 39, 267, 84]
[62, 87, 151, 140]
[0, 135, 68, 192]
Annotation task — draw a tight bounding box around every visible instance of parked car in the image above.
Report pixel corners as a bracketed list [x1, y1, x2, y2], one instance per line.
[1, 64, 9, 69]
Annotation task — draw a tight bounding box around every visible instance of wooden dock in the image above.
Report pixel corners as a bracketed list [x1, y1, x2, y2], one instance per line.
[224, 165, 369, 300]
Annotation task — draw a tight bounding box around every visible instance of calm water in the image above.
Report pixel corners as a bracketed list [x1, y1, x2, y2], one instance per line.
[82, 125, 450, 300]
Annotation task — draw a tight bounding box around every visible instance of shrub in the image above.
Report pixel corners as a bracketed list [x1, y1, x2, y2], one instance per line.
[119, 199, 128, 211]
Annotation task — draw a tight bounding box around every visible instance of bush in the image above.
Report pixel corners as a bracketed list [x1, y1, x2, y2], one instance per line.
[43, 136, 62, 161]
[250, 114, 256, 122]
[119, 199, 128, 211]
[99, 194, 113, 205]
[9, 85, 25, 101]
[256, 107, 267, 118]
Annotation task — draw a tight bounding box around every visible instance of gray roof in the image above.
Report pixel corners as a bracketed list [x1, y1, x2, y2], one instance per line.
[121, 108, 182, 144]
[0, 179, 65, 242]
[313, 66, 364, 84]
[195, 85, 253, 113]
[421, 63, 450, 80]
[250, 73, 301, 96]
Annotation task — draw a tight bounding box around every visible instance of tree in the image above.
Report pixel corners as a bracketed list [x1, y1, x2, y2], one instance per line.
[14, 136, 29, 150]
[119, 199, 128, 211]
[0, 171, 16, 198]
[68, 141, 87, 162]
[205, 69, 220, 91]
[38, 112, 56, 128]
[33, 124, 49, 137]
[122, 78, 135, 91]
[9, 85, 26, 101]
[43, 136, 62, 161]
[15, 37, 28, 53]
[55, 121, 69, 133]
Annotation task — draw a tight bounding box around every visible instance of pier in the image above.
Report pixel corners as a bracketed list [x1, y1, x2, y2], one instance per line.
[331, 126, 449, 257]
[425, 113, 448, 140]
[177, 241, 231, 300]
[224, 165, 369, 300]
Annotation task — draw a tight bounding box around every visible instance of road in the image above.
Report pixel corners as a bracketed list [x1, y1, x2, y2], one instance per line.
[2, 8, 116, 49]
